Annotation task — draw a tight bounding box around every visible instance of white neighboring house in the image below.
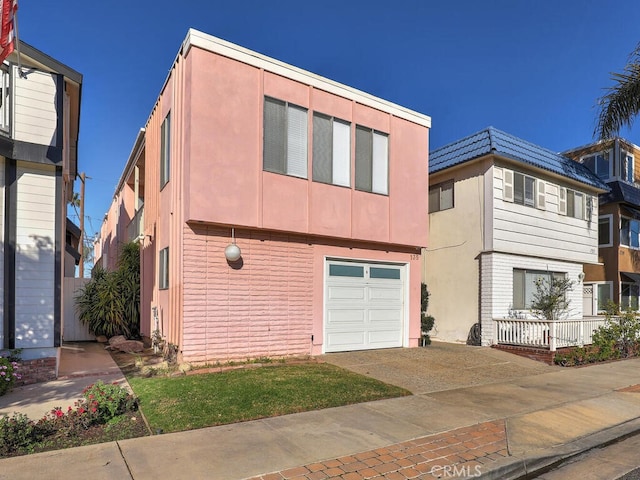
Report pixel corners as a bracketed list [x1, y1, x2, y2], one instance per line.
[423, 127, 609, 346]
[0, 41, 82, 382]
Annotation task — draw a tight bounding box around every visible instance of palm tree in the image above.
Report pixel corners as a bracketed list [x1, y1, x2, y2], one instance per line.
[595, 43, 640, 140]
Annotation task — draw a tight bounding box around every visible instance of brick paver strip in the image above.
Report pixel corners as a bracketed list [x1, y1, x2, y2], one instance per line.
[246, 420, 508, 479]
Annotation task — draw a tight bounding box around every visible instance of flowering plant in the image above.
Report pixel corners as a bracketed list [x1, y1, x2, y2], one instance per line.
[0, 356, 21, 396]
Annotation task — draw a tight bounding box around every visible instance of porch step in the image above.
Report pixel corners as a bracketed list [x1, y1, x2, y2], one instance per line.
[491, 344, 557, 365]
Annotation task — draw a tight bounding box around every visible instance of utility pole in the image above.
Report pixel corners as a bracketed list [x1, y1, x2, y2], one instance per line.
[79, 172, 86, 278]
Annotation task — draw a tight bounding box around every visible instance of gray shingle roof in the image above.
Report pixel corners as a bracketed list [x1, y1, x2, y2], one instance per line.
[430, 127, 609, 191]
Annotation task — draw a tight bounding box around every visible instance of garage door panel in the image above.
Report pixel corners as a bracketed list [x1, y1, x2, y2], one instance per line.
[327, 308, 366, 324]
[328, 285, 366, 301]
[368, 286, 403, 302]
[368, 329, 403, 345]
[369, 309, 403, 323]
[326, 331, 366, 348]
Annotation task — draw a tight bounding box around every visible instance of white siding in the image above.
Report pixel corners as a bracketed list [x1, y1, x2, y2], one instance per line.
[14, 163, 56, 349]
[493, 166, 598, 263]
[480, 252, 584, 345]
[13, 67, 58, 147]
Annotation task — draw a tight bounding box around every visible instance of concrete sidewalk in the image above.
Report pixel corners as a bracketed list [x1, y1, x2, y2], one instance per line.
[1, 346, 640, 479]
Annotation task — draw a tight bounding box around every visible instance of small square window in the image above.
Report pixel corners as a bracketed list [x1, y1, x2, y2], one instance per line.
[429, 181, 454, 213]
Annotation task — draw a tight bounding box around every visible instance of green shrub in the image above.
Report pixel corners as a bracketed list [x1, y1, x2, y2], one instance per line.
[0, 356, 21, 396]
[0, 382, 139, 457]
[421, 283, 435, 345]
[75, 242, 140, 338]
[82, 381, 138, 423]
[0, 413, 37, 456]
[593, 308, 640, 358]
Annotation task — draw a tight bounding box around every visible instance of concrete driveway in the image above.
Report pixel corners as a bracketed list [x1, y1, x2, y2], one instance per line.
[321, 342, 556, 394]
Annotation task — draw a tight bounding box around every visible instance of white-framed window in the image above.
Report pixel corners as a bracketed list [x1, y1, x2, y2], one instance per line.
[581, 151, 611, 181]
[559, 188, 592, 220]
[0, 65, 10, 133]
[429, 180, 454, 213]
[621, 282, 640, 311]
[504, 170, 544, 209]
[513, 269, 566, 310]
[620, 150, 634, 182]
[598, 214, 613, 247]
[159, 247, 169, 290]
[312, 112, 351, 187]
[621, 217, 640, 248]
[263, 96, 308, 179]
[355, 125, 388, 195]
[597, 282, 612, 312]
[160, 112, 171, 189]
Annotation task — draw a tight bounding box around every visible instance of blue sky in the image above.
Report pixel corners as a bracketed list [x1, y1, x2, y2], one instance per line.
[16, 0, 640, 244]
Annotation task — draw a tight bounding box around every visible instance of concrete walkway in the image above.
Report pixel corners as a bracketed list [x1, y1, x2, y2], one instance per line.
[1, 343, 640, 479]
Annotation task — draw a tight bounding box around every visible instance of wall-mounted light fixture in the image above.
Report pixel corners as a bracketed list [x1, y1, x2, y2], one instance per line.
[225, 228, 242, 262]
[578, 272, 585, 282]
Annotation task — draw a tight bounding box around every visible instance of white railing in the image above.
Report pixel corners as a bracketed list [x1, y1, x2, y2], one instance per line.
[494, 317, 608, 351]
[126, 206, 144, 242]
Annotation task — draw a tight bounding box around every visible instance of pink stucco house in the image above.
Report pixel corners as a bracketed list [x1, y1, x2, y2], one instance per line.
[96, 29, 431, 363]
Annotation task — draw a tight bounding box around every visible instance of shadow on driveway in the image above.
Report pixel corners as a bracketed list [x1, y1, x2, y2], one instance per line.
[321, 342, 556, 394]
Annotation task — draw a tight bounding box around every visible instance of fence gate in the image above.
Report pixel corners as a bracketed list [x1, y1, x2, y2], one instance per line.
[583, 284, 594, 316]
[63, 277, 94, 341]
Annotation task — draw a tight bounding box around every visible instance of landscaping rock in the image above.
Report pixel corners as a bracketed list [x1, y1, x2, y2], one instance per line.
[112, 340, 144, 353]
[96, 335, 108, 343]
[109, 335, 127, 346]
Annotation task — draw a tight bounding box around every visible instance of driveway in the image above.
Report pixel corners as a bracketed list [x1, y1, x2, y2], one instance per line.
[321, 342, 556, 394]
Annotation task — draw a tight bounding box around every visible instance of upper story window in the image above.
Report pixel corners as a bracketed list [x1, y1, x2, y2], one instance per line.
[160, 112, 171, 189]
[355, 125, 388, 195]
[621, 217, 640, 248]
[503, 169, 545, 209]
[0, 65, 10, 133]
[429, 180, 454, 213]
[598, 215, 613, 247]
[559, 187, 592, 220]
[581, 151, 610, 181]
[159, 247, 169, 290]
[312, 113, 350, 187]
[620, 150, 634, 182]
[263, 97, 308, 179]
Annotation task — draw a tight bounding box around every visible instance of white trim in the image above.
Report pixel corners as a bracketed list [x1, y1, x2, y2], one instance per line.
[598, 214, 613, 248]
[593, 281, 613, 314]
[183, 29, 431, 128]
[322, 256, 409, 353]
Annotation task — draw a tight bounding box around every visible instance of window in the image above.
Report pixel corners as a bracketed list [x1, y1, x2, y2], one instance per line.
[312, 113, 350, 186]
[329, 264, 364, 277]
[160, 112, 171, 189]
[355, 125, 388, 195]
[597, 283, 612, 311]
[620, 150, 634, 182]
[581, 152, 610, 180]
[512, 172, 536, 207]
[622, 283, 640, 310]
[599, 215, 613, 247]
[621, 217, 640, 248]
[429, 181, 454, 213]
[159, 247, 169, 290]
[0, 66, 9, 132]
[566, 189, 584, 219]
[513, 269, 566, 309]
[263, 97, 308, 178]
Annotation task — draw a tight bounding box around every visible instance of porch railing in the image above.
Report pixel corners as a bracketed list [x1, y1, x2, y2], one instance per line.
[126, 206, 144, 242]
[494, 317, 609, 351]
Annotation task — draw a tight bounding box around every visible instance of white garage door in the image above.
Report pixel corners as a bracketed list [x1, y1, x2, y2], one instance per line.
[325, 260, 405, 353]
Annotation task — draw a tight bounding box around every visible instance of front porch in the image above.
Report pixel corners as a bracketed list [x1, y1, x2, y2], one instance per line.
[493, 316, 610, 364]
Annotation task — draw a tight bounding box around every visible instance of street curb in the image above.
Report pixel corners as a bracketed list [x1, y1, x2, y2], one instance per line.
[480, 417, 640, 479]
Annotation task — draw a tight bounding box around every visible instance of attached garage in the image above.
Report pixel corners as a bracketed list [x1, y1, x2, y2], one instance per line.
[324, 259, 406, 353]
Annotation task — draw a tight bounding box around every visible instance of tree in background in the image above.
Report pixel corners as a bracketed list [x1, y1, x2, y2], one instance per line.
[75, 242, 140, 338]
[595, 43, 640, 140]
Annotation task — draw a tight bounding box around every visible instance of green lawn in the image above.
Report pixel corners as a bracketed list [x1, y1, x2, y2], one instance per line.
[127, 363, 410, 433]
